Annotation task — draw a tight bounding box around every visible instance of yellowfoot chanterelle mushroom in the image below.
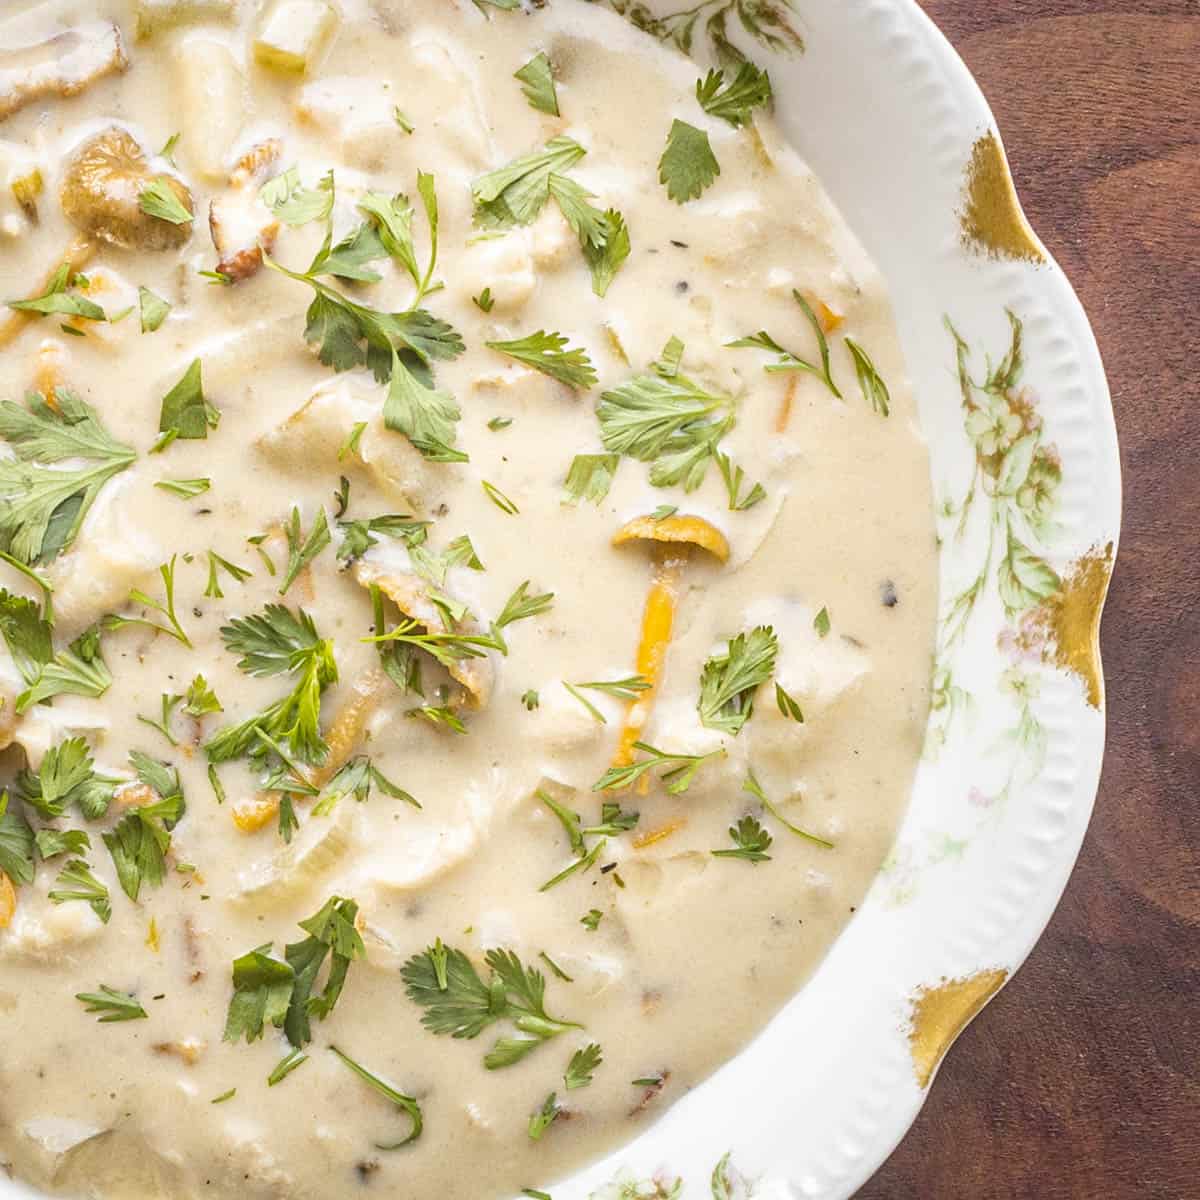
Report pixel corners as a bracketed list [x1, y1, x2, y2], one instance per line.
[610, 514, 730, 782]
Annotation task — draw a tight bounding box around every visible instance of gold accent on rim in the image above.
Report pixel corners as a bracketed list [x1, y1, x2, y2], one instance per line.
[959, 131, 1046, 264]
[908, 968, 1008, 1088]
[1034, 541, 1114, 709]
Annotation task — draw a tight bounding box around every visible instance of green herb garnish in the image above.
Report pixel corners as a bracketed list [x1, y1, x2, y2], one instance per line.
[698, 626, 778, 735]
[659, 119, 720, 203]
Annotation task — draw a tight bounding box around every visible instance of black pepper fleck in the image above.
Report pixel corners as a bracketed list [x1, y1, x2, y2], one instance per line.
[669, 239, 689, 249]
[674, 280, 689, 294]
[880, 580, 898, 607]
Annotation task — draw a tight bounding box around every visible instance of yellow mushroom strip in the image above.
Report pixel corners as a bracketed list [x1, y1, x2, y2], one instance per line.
[231, 669, 390, 833]
[0, 236, 94, 351]
[610, 516, 730, 778]
[0, 868, 14, 930]
[0, 23, 129, 124]
[307, 667, 389, 788]
[632, 816, 687, 850]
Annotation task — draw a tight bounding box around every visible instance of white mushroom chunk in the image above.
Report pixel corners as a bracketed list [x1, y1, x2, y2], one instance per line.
[257, 377, 429, 509]
[173, 36, 245, 183]
[0, 24, 128, 125]
[295, 76, 402, 170]
[45, 478, 164, 637]
[209, 140, 282, 281]
[231, 802, 356, 907]
[407, 32, 494, 170]
[135, 0, 235, 40]
[458, 232, 536, 313]
[1, 899, 105, 963]
[253, 0, 341, 76]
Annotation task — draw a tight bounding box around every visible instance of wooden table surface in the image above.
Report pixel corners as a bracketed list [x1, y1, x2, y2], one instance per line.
[857, 2, 1199, 1196]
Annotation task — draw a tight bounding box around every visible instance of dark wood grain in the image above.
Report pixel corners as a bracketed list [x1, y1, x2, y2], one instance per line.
[856, 3, 1200, 1196]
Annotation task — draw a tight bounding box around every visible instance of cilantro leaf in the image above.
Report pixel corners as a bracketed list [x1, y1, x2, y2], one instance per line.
[220, 604, 322, 677]
[546, 174, 609, 252]
[206, 608, 337, 766]
[34, 827, 91, 859]
[584, 208, 630, 298]
[486, 330, 597, 390]
[472, 136, 586, 228]
[659, 119, 720, 203]
[183, 673, 222, 716]
[696, 63, 772, 128]
[157, 359, 219, 442]
[13, 736, 114, 822]
[0, 587, 52, 684]
[279, 506, 331, 596]
[16, 623, 112, 714]
[563, 453, 620, 505]
[76, 985, 148, 1022]
[284, 895, 365, 1047]
[0, 391, 136, 564]
[597, 352, 734, 491]
[698, 625, 778, 735]
[383, 352, 465, 462]
[0, 794, 35, 886]
[401, 943, 580, 1069]
[564, 1042, 603, 1090]
[313, 756, 418, 816]
[711, 814, 772, 863]
[592, 741, 724, 795]
[260, 166, 334, 227]
[155, 477, 210, 500]
[138, 286, 170, 333]
[223, 946, 295, 1043]
[515, 51, 559, 115]
[528, 1092, 561, 1141]
[49, 859, 111, 923]
[7, 264, 105, 322]
[138, 177, 194, 225]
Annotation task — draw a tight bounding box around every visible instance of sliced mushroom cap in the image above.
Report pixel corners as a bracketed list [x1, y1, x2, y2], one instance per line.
[60, 127, 193, 251]
[353, 559, 493, 708]
[612, 513, 730, 563]
[0, 24, 128, 124]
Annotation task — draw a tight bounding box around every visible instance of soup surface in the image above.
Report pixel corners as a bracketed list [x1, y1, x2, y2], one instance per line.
[0, 3, 937, 1197]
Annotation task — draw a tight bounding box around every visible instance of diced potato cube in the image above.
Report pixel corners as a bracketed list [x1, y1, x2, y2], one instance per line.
[174, 37, 244, 182]
[134, 0, 235, 40]
[253, 0, 339, 75]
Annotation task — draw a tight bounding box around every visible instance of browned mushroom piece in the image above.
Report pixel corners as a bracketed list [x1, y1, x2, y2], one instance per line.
[609, 514, 730, 778]
[0, 24, 129, 124]
[60, 127, 194, 251]
[208, 139, 283, 282]
[353, 560, 493, 708]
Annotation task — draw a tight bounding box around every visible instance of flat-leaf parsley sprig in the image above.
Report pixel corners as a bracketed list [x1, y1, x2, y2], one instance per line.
[401, 942, 581, 1069]
[597, 338, 736, 491]
[0, 391, 136, 565]
[205, 604, 338, 767]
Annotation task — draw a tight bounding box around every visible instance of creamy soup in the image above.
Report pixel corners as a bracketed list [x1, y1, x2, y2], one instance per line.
[0, 3, 936, 1198]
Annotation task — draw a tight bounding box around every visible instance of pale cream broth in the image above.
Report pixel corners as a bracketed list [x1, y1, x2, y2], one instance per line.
[0, 2, 936, 1198]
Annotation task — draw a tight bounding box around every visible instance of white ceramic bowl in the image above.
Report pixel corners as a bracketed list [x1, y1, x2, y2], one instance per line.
[543, 2, 1119, 1197]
